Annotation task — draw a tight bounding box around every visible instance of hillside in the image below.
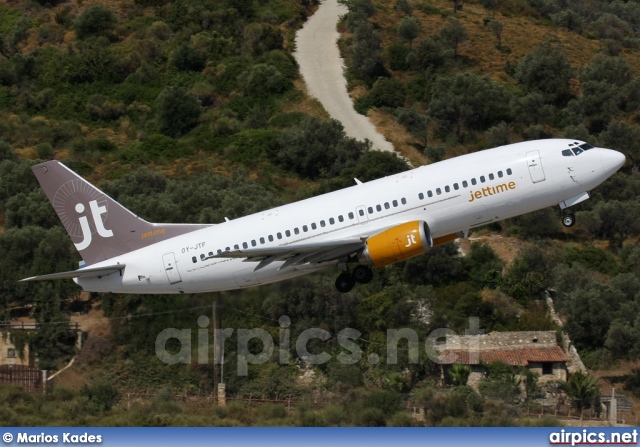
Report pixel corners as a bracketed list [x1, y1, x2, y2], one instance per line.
[0, 0, 640, 427]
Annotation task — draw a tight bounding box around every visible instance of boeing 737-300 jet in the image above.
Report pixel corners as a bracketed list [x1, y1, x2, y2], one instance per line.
[21, 139, 625, 293]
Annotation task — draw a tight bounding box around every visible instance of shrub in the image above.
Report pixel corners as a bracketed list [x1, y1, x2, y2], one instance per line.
[155, 87, 202, 138]
[74, 5, 117, 39]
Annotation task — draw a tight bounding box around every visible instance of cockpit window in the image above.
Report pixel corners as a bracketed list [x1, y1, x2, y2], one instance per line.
[564, 142, 595, 156]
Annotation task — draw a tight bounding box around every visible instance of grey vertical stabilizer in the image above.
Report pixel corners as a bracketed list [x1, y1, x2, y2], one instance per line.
[32, 161, 212, 265]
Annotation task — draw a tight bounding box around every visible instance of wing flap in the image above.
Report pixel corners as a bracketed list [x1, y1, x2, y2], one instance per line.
[214, 238, 365, 271]
[20, 264, 126, 282]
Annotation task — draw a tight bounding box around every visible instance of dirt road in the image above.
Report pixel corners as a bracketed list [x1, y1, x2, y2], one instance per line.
[294, 0, 395, 152]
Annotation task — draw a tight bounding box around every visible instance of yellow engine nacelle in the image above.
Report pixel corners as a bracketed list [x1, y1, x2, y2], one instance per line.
[359, 221, 433, 267]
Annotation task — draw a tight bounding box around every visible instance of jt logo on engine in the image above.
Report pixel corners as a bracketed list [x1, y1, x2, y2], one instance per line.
[74, 200, 113, 250]
[405, 234, 417, 247]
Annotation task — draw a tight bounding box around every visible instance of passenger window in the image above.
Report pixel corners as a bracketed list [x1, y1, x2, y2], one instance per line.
[200, 254, 206, 260]
[401, 198, 407, 205]
[507, 168, 512, 175]
[392, 200, 398, 207]
[384, 202, 390, 209]
[436, 188, 442, 195]
[225, 247, 230, 251]
[419, 193, 424, 200]
[260, 237, 265, 244]
[215, 250, 220, 255]
[320, 220, 326, 227]
[192, 257, 197, 263]
[348, 212, 355, 219]
[251, 240, 257, 247]
[428, 191, 433, 198]
[243, 242, 248, 249]
[368, 206, 373, 214]
[311, 222, 317, 230]
[294, 228, 299, 235]
[471, 178, 477, 185]
[234, 244, 239, 250]
[445, 185, 450, 193]
[376, 204, 382, 212]
[489, 173, 494, 180]
[277, 233, 282, 240]
[462, 180, 468, 188]
[303, 225, 308, 232]
[329, 217, 335, 225]
[339, 215, 344, 222]
[268, 236, 273, 242]
[498, 171, 503, 178]
[359, 209, 365, 216]
[454, 183, 459, 190]
[480, 176, 486, 183]
[285, 230, 291, 237]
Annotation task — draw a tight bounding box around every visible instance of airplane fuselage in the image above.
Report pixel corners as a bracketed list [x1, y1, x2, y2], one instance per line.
[73, 139, 625, 294]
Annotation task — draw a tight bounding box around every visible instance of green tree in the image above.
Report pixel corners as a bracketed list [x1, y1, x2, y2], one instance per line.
[155, 87, 202, 138]
[440, 18, 468, 59]
[74, 5, 117, 39]
[398, 16, 421, 48]
[171, 43, 206, 72]
[514, 42, 573, 105]
[277, 117, 369, 179]
[428, 72, 511, 136]
[488, 20, 503, 47]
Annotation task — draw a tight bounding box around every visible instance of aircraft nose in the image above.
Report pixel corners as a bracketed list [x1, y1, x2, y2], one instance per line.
[600, 148, 626, 174]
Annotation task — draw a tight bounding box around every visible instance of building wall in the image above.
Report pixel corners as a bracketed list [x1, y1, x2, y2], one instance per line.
[527, 362, 567, 383]
[443, 331, 558, 351]
[0, 332, 33, 367]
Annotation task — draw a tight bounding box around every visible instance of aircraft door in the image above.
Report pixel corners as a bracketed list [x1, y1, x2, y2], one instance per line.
[526, 150, 546, 183]
[162, 253, 182, 285]
[356, 206, 369, 223]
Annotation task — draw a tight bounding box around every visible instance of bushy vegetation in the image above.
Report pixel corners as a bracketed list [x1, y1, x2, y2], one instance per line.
[1, 0, 640, 427]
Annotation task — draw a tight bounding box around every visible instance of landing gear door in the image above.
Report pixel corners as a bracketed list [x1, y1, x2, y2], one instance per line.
[526, 150, 546, 183]
[162, 252, 182, 285]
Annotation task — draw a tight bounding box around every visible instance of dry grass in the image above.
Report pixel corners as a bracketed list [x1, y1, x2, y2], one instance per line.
[372, 0, 640, 81]
[367, 108, 428, 165]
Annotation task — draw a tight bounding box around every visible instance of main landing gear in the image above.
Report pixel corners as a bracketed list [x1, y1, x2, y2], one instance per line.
[335, 265, 374, 293]
[561, 212, 576, 228]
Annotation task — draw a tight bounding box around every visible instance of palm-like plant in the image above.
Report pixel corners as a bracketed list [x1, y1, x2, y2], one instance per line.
[561, 371, 600, 414]
[448, 364, 471, 386]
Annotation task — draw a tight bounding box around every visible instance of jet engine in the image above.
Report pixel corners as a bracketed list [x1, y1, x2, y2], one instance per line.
[358, 221, 432, 267]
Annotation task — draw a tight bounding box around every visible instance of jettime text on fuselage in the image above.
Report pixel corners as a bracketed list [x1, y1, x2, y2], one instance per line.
[468, 181, 516, 202]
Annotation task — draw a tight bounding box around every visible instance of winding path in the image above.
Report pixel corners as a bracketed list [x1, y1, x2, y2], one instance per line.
[294, 0, 395, 152]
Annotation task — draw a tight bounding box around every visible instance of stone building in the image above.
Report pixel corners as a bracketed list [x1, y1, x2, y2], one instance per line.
[0, 327, 36, 367]
[436, 330, 569, 389]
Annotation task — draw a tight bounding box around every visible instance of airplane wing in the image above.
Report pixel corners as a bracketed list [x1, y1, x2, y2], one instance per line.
[214, 238, 366, 271]
[20, 264, 126, 282]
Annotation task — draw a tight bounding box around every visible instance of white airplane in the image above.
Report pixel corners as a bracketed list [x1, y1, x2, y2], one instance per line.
[21, 139, 625, 293]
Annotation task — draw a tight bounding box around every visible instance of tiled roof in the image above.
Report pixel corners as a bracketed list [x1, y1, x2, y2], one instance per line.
[437, 346, 568, 366]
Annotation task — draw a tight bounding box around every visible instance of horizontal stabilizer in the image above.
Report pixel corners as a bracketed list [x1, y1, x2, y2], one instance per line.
[20, 264, 126, 282]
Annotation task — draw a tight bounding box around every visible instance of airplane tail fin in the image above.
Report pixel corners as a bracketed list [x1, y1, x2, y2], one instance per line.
[32, 161, 211, 266]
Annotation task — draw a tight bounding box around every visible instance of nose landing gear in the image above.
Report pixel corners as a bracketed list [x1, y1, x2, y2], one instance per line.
[335, 265, 374, 293]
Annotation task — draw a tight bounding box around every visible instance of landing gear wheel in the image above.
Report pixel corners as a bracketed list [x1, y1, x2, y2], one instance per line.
[335, 272, 356, 293]
[352, 265, 373, 284]
[562, 213, 576, 228]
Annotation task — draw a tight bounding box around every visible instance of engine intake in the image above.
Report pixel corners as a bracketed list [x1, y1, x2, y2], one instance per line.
[358, 221, 433, 267]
